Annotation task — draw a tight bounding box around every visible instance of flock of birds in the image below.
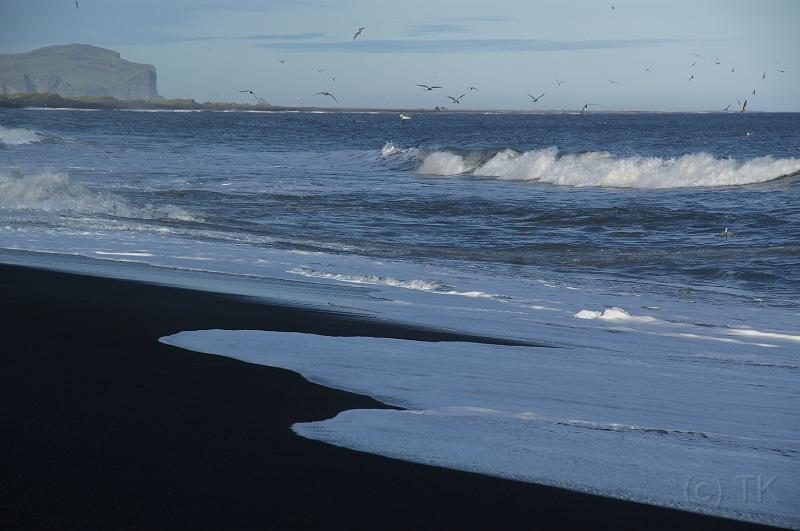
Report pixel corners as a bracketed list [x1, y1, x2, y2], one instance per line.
[67, 1, 784, 121]
[231, 16, 785, 126]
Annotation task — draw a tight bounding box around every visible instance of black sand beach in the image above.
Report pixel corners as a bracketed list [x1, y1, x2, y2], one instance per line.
[0, 264, 782, 530]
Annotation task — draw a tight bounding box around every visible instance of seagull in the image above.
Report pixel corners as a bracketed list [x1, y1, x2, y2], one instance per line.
[468, 86, 480, 92]
[719, 227, 734, 239]
[692, 52, 705, 59]
[353, 27, 366, 40]
[688, 74, 695, 81]
[777, 69, 786, 73]
[316, 91, 337, 102]
[446, 94, 466, 104]
[607, 79, 620, 85]
[278, 59, 286, 64]
[399, 113, 414, 123]
[75, 0, 78, 8]
[690, 61, 697, 68]
[555, 77, 566, 86]
[762, 72, 766, 79]
[723, 103, 732, 111]
[642, 67, 652, 72]
[611, 4, 615, 10]
[417, 84, 442, 91]
[238, 89, 261, 103]
[745, 131, 753, 137]
[715, 57, 721, 65]
[318, 69, 325, 74]
[527, 92, 545, 102]
[752, 89, 756, 95]
[738, 99, 748, 112]
[580, 103, 596, 114]
[731, 66, 735, 73]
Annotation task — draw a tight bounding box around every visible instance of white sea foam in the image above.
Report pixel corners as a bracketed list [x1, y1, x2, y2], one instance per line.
[413, 146, 800, 188]
[288, 266, 496, 298]
[161, 330, 800, 528]
[0, 125, 43, 145]
[575, 307, 658, 322]
[0, 170, 198, 221]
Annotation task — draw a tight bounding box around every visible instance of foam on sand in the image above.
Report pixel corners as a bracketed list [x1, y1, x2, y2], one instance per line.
[161, 329, 799, 528]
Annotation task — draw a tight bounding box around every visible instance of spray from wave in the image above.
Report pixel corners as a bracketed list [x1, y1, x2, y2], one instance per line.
[0, 125, 44, 145]
[384, 144, 800, 188]
[0, 170, 198, 221]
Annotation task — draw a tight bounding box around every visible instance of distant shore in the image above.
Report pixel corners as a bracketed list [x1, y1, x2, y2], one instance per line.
[0, 92, 781, 114]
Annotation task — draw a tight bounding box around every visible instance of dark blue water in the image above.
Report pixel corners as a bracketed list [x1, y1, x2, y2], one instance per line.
[2, 109, 799, 303]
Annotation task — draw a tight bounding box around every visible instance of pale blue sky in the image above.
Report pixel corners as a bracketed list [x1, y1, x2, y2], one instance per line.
[1, 0, 798, 111]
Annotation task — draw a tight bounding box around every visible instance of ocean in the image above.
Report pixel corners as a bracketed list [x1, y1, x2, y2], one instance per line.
[2, 109, 799, 527]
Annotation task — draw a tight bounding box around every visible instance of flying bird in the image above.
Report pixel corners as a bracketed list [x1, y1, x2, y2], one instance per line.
[642, 67, 652, 72]
[607, 79, 620, 85]
[752, 89, 756, 95]
[75, 0, 78, 8]
[468, 86, 480, 92]
[399, 113, 414, 123]
[446, 94, 467, 104]
[690, 61, 697, 68]
[745, 131, 753, 137]
[738, 99, 748, 112]
[316, 91, 337, 102]
[692, 52, 705, 59]
[777, 69, 786, 73]
[527, 92, 545, 102]
[417, 84, 442, 91]
[580, 103, 596, 114]
[353, 27, 366, 40]
[688, 74, 695, 81]
[715, 57, 720, 65]
[555, 76, 566, 86]
[278, 59, 286, 64]
[723, 103, 732, 111]
[238, 90, 261, 103]
[731, 66, 735, 73]
[318, 69, 325, 74]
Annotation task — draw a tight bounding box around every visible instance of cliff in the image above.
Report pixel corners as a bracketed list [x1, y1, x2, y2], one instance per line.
[0, 44, 160, 100]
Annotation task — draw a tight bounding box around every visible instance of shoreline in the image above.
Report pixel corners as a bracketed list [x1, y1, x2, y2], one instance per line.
[0, 93, 789, 114]
[0, 263, 784, 530]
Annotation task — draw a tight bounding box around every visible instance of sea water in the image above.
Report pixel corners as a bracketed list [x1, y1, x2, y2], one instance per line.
[2, 109, 798, 526]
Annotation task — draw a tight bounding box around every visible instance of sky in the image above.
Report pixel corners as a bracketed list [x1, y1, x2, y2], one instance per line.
[1, 0, 798, 111]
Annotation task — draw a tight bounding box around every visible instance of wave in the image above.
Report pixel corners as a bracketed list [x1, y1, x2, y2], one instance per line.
[0, 125, 44, 145]
[394, 144, 800, 188]
[0, 170, 198, 221]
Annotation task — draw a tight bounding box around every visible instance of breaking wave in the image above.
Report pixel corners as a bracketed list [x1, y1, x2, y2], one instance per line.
[0, 170, 198, 221]
[0, 125, 44, 145]
[387, 144, 800, 188]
